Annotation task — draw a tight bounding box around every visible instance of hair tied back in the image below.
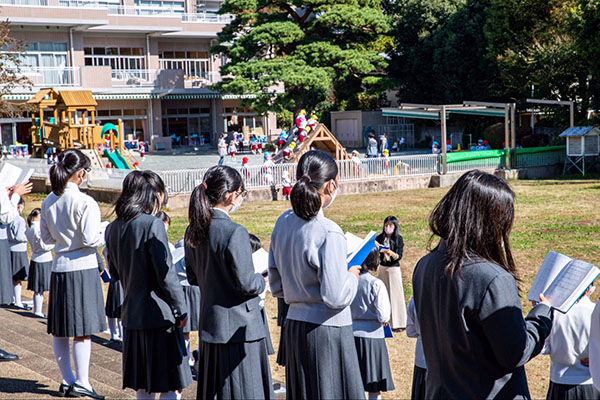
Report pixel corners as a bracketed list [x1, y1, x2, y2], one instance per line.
[301, 174, 312, 182]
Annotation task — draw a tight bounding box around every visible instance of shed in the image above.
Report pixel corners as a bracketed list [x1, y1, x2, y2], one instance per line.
[559, 126, 600, 156]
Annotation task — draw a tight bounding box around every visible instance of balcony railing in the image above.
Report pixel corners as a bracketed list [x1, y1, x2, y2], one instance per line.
[11, 67, 81, 87]
[111, 69, 158, 87]
[182, 12, 234, 23]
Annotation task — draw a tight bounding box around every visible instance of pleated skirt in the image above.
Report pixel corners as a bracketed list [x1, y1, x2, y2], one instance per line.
[354, 336, 395, 392]
[546, 381, 600, 400]
[122, 326, 192, 393]
[261, 307, 274, 355]
[276, 298, 289, 366]
[47, 269, 107, 337]
[27, 260, 52, 293]
[411, 366, 426, 400]
[11, 251, 29, 281]
[0, 238, 14, 304]
[182, 285, 200, 333]
[105, 279, 124, 319]
[197, 338, 274, 399]
[378, 266, 407, 329]
[285, 319, 365, 400]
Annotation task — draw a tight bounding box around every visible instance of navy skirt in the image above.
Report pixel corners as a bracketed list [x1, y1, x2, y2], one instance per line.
[27, 260, 52, 293]
[546, 381, 600, 400]
[411, 365, 426, 400]
[11, 251, 29, 281]
[354, 336, 395, 392]
[182, 285, 200, 333]
[105, 279, 123, 319]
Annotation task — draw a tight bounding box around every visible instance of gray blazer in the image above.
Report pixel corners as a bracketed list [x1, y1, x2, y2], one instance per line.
[412, 241, 553, 399]
[105, 213, 187, 330]
[185, 210, 266, 344]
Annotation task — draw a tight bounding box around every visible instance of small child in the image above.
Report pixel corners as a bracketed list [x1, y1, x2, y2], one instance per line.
[8, 197, 29, 310]
[281, 170, 291, 201]
[228, 140, 237, 161]
[248, 233, 274, 356]
[350, 248, 395, 400]
[543, 284, 600, 399]
[407, 297, 426, 400]
[139, 142, 146, 161]
[262, 153, 275, 186]
[241, 157, 250, 182]
[25, 208, 54, 318]
[250, 136, 258, 155]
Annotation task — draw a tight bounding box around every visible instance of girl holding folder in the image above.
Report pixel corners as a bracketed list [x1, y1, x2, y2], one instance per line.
[268, 150, 363, 399]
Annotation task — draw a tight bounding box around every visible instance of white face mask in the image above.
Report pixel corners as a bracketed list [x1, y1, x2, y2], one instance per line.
[323, 181, 338, 209]
[230, 193, 243, 214]
[385, 226, 394, 235]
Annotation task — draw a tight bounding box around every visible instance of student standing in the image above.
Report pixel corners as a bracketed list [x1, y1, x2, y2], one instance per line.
[406, 297, 426, 400]
[8, 198, 29, 309]
[184, 165, 273, 399]
[25, 208, 54, 318]
[217, 134, 228, 165]
[412, 170, 553, 398]
[103, 247, 123, 342]
[105, 171, 191, 399]
[543, 285, 600, 399]
[350, 248, 395, 400]
[268, 150, 364, 399]
[40, 149, 107, 399]
[375, 216, 406, 330]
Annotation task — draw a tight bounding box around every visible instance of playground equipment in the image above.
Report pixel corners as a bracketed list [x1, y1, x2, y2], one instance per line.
[27, 88, 136, 169]
[273, 123, 350, 163]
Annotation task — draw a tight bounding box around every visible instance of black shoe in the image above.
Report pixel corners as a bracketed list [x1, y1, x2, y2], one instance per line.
[66, 383, 104, 400]
[14, 304, 32, 311]
[59, 383, 69, 396]
[0, 348, 18, 361]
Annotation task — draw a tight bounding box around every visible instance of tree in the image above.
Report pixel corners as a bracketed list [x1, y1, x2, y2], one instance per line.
[0, 20, 31, 117]
[211, 0, 391, 120]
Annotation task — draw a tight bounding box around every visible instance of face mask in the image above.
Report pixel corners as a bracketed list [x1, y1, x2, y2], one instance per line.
[385, 226, 394, 235]
[230, 194, 243, 214]
[323, 181, 338, 209]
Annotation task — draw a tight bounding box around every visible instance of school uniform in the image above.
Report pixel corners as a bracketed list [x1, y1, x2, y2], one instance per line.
[276, 297, 289, 366]
[350, 272, 395, 393]
[376, 232, 407, 329]
[269, 209, 364, 400]
[406, 298, 426, 400]
[185, 208, 273, 400]
[102, 247, 124, 319]
[172, 245, 200, 334]
[25, 221, 54, 293]
[543, 296, 600, 400]
[412, 241, 553, 399]
[8, 215, 29, 281]
[105, 214, 191, 393]
[41, 182, 107, 337]
[0, 188, 21, 304]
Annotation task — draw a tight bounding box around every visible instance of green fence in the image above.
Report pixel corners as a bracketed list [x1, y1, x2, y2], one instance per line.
[444, 146, 565, 173]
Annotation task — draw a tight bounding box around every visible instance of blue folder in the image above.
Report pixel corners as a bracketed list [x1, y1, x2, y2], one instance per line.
[100, 270, 111, 283]
[347, 232, 377, 269]
[384, 324, 393, 338]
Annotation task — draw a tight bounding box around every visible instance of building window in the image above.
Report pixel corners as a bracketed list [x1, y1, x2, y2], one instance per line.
[134, 0, 184, 14]
[21, 42, 68, 69]
[84, 47, 145, 70]
[159, 51, 210, 80]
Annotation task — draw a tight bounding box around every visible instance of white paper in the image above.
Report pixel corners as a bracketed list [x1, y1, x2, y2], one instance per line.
[0, 163, 34, 187]
[543, 259, 600, 313]
[345, 232, 364, 256]
[346, 230, 377, 265]
[528, 251, 573, 302]
[252, 247, 269, 275]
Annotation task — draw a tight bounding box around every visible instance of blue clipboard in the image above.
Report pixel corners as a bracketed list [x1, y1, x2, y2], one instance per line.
[347, 231, 377, 269]
[100, 270, 111, 283]
[384, 324, 393, 338]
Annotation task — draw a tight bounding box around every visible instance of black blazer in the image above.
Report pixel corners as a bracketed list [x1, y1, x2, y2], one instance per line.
[412, 241, 552, 399]
[376, 232, 404, 267]
[105, 214, 187, 330]
[185, 210, 266, 344]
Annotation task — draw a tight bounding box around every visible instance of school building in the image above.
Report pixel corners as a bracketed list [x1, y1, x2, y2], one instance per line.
[0, 0, 279, 150]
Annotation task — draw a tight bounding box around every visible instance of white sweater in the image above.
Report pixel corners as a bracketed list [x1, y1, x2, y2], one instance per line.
[26, 221, 54, 263]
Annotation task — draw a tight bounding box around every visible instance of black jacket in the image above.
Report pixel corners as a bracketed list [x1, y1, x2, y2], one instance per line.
[375, 232, 404, 267]
[412, 242, 552, 399]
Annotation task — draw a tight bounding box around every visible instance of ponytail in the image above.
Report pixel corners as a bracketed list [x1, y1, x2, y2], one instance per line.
[291, 150, 338, 221]
[185, 165, 244, 248]
[27, 208, 41, 227]
[50, 149, 91, 196]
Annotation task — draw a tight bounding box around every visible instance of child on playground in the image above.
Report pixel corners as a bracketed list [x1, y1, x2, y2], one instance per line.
[25, 208, 54, 318]
[228, 139, 237, 162]
[281, 170, 291, 201]
[8, 197, 29, 310]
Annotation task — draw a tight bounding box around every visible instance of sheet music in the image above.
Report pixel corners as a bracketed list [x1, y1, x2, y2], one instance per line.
[528, 251, 572, 302]
[345, 232, 364, 256]
[252, 247, 269, 274]
[0, 163, 34, 187]
[544, 259, 599, 313]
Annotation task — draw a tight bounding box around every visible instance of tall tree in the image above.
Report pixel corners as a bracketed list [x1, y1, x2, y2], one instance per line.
[0, 20, 30, 116]
[211, 0, 391, 122]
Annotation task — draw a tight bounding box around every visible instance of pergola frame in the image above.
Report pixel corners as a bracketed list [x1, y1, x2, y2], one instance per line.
[526, 98, 575, 129]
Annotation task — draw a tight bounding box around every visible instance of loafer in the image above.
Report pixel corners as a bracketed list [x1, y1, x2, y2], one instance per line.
[14, 304, 31, 311]
[0, 348, 18, 361]
[66, 383, 104, 400]
[59, 383, 69, 396]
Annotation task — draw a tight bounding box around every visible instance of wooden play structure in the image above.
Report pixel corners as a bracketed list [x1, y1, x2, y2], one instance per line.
[274, 124, 350, 163]
[27, 88, 136, 169]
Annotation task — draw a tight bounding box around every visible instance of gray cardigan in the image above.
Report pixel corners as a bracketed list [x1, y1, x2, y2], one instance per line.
[268, 209, 358, 327]
[412, 242, 553, 399]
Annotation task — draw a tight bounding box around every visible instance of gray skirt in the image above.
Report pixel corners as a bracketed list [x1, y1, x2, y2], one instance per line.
[276, 298, 289, 366]
[0, 238, 14, 304]
[197, 338, 274, 399]
[354, 336, 395, 392]
[11, 251, 29, 281]
[546, 381, 600, 400]
[411, 366, 426, 400]
[285, 319, 365, 400]
[105, 279, 123, 319]
[123, 326, 192, 393]
[47, 269, 107, 337]
[182, 285, 200, 333]
[27, 260, 52, 293]
[261, 307, 274, 355]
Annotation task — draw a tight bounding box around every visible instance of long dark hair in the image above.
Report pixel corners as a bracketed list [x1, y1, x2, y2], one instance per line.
[114, 170, 167, 221]
[49, 149, 91, 196]
[185, 165, 244, 247]
[381, 215, 400, 249]
[27, 208, 41, 227]
[290, 150, 338, 221]
[429, 170, 516, 279]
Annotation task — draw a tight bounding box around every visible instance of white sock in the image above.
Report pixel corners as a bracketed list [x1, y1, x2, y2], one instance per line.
[185, 339, 194, 366]
[13, 284, 22, 306]
[118, 320, 123, 340]
[108, 318, 118, 340]
[136, 389, 155, 400]
[72, 339, 92, 391]
[52, 337, 76, 385]
[368, 391, 382, 400]
[33, 293, 44, 315]
[159, 391, 180, 400]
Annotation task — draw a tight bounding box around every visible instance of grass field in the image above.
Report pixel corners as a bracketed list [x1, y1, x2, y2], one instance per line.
[20, 175, 600, 399]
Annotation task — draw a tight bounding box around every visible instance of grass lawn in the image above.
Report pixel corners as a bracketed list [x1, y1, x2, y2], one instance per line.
[20, 176, 600, 399]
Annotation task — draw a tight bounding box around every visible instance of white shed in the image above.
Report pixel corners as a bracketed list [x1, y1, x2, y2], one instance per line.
[559, 126, 600, 156]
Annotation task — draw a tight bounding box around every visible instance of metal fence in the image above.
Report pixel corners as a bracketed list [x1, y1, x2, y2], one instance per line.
[516, 148, 565, 168]
[446, 155, 505, 174]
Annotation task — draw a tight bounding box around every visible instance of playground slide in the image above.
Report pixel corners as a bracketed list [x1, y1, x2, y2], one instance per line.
[272, 124, 320, 164]
[104, 149, 131, 169]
